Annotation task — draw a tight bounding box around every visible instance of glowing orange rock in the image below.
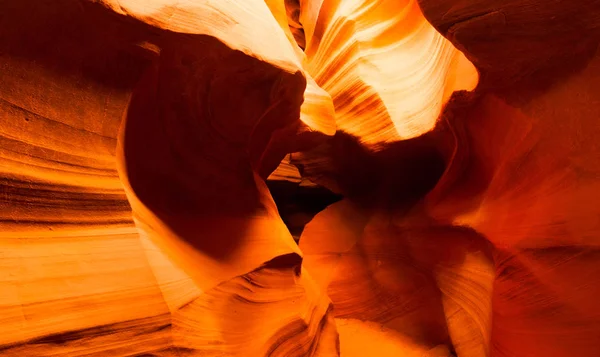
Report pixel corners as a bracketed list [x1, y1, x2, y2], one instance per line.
[425, 53, 600, 357]
[300, 0, 479, 144]
[296, 2, 600, 356]
[0, 0, 335, 355]
[300, 199, 494, 356]
[417, 3, 600, 354]
[2, 0, 600, 356]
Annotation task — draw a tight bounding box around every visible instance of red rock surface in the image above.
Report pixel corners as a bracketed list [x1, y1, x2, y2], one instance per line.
[1, 0, 599, 356]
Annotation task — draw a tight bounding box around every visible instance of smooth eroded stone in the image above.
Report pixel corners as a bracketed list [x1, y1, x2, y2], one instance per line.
[1, 0, 338, 354]
[299, 0, 479, 144]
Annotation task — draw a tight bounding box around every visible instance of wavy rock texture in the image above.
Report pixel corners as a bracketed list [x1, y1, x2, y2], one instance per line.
[264, 0, 338, 140]
[300, 200, 494, 356]
[296, 1, 600, 356]
[418, 4, 600, 355]
[2, 0, 600, 356]
[299, 0, 479, 144]
[0, 3, 168, 355]
[0, 0, 336, 355]
[269, 155, 305, 184]
[171, 256, 339, 357]
[424, 50, 600, 356]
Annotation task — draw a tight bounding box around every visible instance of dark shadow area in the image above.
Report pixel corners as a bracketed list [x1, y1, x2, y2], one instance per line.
[0, 316, 169, 353]
[122, 33, 307, 260]
[267, 180, 342, 241]
[417, 0, 600, 102]
[0, 0, 159, 105]
[284, 0, 306, 50]
[294, 131, 448, 212]
[269, 127, 449, 243]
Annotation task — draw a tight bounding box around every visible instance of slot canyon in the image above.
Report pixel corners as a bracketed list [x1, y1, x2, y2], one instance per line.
[1, 0, 600, 356]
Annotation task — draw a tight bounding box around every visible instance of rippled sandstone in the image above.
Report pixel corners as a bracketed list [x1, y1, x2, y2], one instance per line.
[1, 0, 599, 356]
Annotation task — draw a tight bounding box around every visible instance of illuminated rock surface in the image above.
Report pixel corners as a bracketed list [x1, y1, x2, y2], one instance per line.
[1, 0, 599, 356]
[1, 1, 334, 355]
[300, 0, 479, 144]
